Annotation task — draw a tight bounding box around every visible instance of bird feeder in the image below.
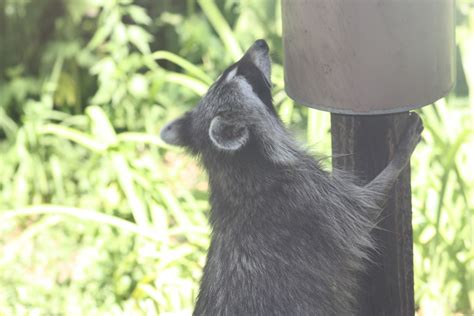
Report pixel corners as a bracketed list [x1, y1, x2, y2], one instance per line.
[281, 1, 455, 315]
[282, 0, 455, 115]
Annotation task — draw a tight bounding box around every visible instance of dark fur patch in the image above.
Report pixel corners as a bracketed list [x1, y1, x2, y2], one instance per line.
[235, 55, 275, 116]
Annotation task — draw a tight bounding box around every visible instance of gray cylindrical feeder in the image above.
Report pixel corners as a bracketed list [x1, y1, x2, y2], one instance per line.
[282, 0, 455, 115]
[281, 1, 455, 315]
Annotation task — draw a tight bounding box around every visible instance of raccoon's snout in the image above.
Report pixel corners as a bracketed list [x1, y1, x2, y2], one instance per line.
[249, 39, 269, 56]
[254, 39, 269, 53]
[160, 119, 185, 146]
[160, 123, 175, 144]
[246, 39, 271, 82]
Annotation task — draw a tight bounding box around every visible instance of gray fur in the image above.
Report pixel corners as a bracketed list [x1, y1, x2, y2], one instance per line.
[160, 40, 423, 316]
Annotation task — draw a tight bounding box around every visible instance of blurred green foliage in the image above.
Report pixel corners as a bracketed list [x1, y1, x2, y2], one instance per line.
[0, 0, 472, 315]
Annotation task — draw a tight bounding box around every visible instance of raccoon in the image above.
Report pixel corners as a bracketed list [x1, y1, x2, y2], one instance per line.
[160, 39, 423, 316]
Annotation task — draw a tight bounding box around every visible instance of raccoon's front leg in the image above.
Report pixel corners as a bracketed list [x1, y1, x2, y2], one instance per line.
[364, 112, 423, 207]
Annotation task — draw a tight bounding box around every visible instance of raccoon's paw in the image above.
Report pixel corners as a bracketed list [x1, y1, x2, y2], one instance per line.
[394, 112, 424, 164]
[403, 112, 423, 148]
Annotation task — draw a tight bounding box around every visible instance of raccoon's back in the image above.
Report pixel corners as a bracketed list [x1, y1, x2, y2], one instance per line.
[195, 171, 376, 315]
[195, 159, 373, 315]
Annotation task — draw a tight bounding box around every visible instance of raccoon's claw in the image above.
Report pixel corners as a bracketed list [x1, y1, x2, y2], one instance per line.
[404, 112, 424, 146]
[394, 112, 423, 165]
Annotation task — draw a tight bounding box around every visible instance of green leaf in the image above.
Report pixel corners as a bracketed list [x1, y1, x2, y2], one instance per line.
[86, 105, 117, 146]
[128, 74, 149, 98]
[127, 25, 152, 54]
[127, 5, 152, 25]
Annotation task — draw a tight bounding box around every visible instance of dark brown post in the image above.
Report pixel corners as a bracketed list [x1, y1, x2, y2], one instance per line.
[331, 113, 414, 316]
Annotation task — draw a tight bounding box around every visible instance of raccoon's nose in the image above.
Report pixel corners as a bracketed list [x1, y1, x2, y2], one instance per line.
[254, 39, 269, 53]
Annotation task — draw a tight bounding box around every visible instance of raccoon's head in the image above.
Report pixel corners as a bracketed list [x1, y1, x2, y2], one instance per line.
[160, 39, 298, 165]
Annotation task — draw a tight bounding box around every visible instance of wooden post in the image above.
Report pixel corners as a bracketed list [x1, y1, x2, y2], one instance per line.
[331, 113, 415, 316]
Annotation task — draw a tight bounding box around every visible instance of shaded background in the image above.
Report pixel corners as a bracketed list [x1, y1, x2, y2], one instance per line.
[0, 0, 472, 315]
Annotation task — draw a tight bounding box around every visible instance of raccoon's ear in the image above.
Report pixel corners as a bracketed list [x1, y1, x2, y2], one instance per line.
[160, 116, 188, 146]
[209, 115, 249, 151]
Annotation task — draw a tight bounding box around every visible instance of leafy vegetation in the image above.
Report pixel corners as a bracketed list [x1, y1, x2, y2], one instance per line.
[0, 0, 472, 315]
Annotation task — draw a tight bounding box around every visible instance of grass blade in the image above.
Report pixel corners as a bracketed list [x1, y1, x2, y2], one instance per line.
[197, 0, 243, 61]
[165, 72, 208, 96]
[151, 51, 213, 85]
[111, 154, 150, 228]
[40, 124, 107, 152]
[1, 205, 166, 242]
